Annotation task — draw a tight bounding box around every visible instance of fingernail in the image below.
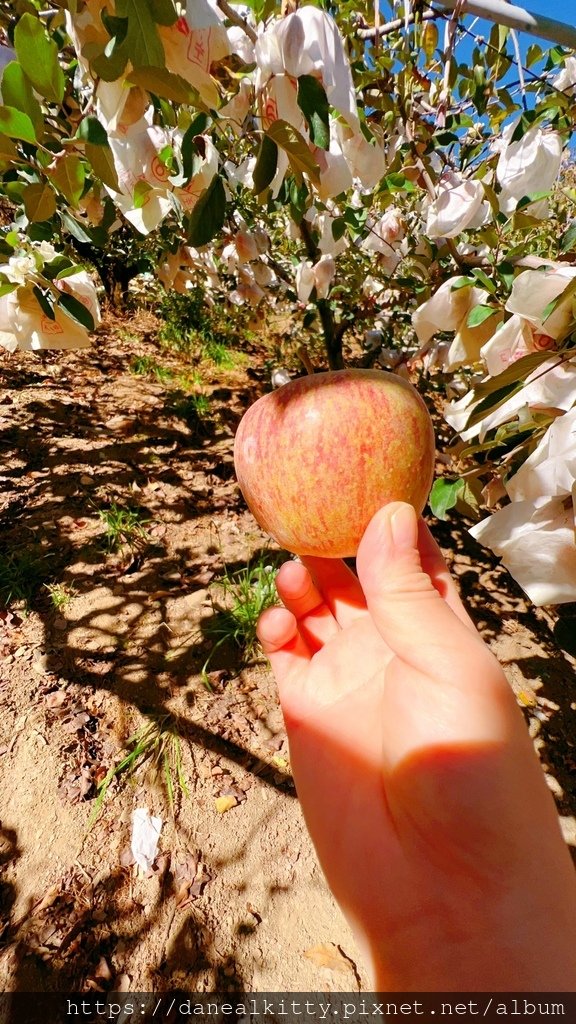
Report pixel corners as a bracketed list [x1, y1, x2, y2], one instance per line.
[390, 502, 418, 552]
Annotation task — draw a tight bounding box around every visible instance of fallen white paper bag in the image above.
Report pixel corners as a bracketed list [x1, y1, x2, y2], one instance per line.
[131, 808, 162, 872]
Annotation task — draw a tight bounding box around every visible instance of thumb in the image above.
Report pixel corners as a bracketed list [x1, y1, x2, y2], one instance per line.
[356, 502, 488, 681]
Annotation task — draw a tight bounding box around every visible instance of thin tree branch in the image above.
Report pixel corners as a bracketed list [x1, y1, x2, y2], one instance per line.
[357, 10, 437, 40]
[509, 28, 527, 108]
[216, 0, 257, 45]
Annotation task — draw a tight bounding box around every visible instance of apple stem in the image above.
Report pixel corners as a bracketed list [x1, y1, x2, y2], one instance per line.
[297, 345, 316, 376]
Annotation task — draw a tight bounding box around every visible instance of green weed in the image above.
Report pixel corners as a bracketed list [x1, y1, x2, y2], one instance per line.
[200, 340, 237, 369]
[89, 714, 189, 825]
[117, 328, 139, 345]
[0, 546, 53, 609]
[157, 288, 252, 360]
[201, 556, 284, 684]
[130, 355, 174, 385]
[165, 390, 212, 428]
[44, 581, 76, 610]
[96, 502, 150, 552]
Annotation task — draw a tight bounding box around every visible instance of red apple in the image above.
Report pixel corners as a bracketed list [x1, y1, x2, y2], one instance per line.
[234, 369, 435, 558]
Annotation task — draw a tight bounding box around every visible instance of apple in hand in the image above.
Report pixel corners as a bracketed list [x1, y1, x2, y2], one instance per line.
[234, 369, 435, 558]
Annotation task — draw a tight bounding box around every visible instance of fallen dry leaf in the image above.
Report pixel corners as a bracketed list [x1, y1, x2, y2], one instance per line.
[271, 755, 288, 769]
[173, 850, 210, 907]
[304, 942, 356, 976]
[120, 845, 136, 868]
[94, 956, 113, 982]
[215, 795, 237, 814]
[45, 690, 68, 709]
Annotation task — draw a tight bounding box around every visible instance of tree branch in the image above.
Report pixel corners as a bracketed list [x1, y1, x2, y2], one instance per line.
[358, 1, 576, 50]
[436, 0, 576, 50]
[357, 11, 437, 40]
[215, 0, 257, 45]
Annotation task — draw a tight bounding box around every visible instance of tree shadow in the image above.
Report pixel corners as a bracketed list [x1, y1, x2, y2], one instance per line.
[0, 828, 250, 1009]
[2, 333, 576, 999]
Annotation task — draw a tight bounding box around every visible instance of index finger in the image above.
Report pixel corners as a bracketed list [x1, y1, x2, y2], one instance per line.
[417, 517, 477, 632]
[300, 555, 367, 629]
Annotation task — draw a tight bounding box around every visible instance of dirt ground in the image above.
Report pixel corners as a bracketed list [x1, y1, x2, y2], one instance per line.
[0, 310, 575, 995]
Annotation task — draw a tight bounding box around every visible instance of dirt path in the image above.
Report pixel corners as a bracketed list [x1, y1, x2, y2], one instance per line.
[0, 314, 574, 993]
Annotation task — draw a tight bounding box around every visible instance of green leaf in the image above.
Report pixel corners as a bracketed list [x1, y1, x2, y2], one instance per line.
[100, 12, 129, 46]
[1, 62, 43, 131]
[470, 351, 555, 400]
[497, 261, 515, 290]
[56, 265, 85, 281]
[133, 179, 153, 209]
[180, 116, 210, 180]
[85, 39, 129, 82]
[4, 181, 26, 203]
[0, 106, 36, 143]
[149, 0, 178, 25]
[158, 144, 176, 173]
[471, 267, 496, 293]
[22, 183, 57, 223]
[187, 175, 226, 247]
[429, 478, 465, 520]
[332, 217, 346, 242]
[297, 75, 330, 150]
[0, 134, 18, 162]
[465, 382, 520, 430]
[49, 154, 86, 207]
[127, 66, 198, 105]
[60, 209, 94, 244]
[32, 285, 56, 321]
[116, 0, 165, 69]
[526, 43, 543, 68]
[542, 276, 576, 323]
[42, 255, 74, 280]
[450, 276, 474, 291]
[266, 119, 319, 186]
[85, 142, 120, 192]
[14, 13, 65, 104]
[0, 281, 17, 299]
[560, 222, 576, 254]
[252, 134, 278, 195]
[76, 117, 108, 145]
[57, 290, 95, 331]
[462, 351, 559, 431]
[466, 304, 498, 328]
[385, 172, 415, 193]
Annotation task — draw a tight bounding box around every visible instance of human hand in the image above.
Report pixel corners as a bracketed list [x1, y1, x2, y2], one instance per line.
[258, 502, 576, 991]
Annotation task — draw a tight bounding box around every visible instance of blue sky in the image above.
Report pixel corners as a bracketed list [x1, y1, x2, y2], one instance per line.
[523, 0, 574, 24]
[381, 1, 573, 48]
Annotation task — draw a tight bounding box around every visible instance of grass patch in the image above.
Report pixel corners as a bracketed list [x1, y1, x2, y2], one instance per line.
[96, 502, 151, 553]
[44, 581, 76, 610]
[0, 546, 53, 609]
[130, 355, 175, 385]
[164, 390, 212, 430]
[157, 288, 254, 360]
[89, 714, 189, 825]
[201, 555, 284, 684]
[201, 340, 237, 369]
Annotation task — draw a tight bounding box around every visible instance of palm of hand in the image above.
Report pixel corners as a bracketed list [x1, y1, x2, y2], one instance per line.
[256, 506, 576, 990]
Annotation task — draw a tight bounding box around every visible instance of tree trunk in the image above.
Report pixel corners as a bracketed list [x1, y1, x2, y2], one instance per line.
[299, 220, 346, 370]
[318, 299, 345, 370]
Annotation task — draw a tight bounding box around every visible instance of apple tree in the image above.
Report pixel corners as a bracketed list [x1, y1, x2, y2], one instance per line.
[0, 0, 575, 607]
